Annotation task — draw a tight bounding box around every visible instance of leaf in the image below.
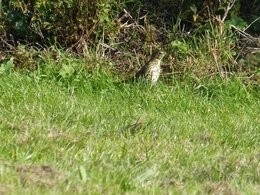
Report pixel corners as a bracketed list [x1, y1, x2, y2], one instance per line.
[226, 17, 247, 30]
[134, 168, 157, 184]
[79, 165, 87, 182]
[190, 4, 197, 13]
[193, 14, 198, 22]
[170, 40, 189, 54]
[59, 64, 75, 78]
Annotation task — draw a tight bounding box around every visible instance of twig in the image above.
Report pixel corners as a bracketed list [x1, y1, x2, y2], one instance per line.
[123, 9, 135, 22]
[133, 49, 141, 67]
[231, 25, 260, 43]
[0, 37, 15, 52]
[244, 16, 260, 31]
[100, 43, 117, 51]
[221, 0, 237, 23]
[117, 9, 145, 32]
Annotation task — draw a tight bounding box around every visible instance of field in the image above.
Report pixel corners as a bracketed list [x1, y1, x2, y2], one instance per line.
[0, 71, 259, 194]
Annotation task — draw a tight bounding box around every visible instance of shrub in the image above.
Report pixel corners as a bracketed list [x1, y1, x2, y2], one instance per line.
[0, 0, 258, 81]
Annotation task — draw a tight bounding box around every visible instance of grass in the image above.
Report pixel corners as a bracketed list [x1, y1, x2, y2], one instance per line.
[0, 70, 259, 194]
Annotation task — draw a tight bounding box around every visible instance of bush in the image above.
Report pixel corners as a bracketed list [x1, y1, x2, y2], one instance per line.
[1, 0, 258, 46]
[1, 0, 123, 46]
[0, 0, 259, 81]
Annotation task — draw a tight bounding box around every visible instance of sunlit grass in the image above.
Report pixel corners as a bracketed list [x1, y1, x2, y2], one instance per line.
[0, 72, 259, 194]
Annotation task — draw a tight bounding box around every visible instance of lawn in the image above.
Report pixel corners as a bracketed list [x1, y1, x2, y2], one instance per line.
[0, 72, 259, 194]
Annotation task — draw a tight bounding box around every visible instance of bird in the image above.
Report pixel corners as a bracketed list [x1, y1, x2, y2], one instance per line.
[131, 49, 166, 85]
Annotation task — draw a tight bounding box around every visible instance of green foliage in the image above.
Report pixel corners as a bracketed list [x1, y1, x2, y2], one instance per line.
[170, 40, 190, 57]
[0, 0, 259, 81]
[1, 0, 258, 45]
[1, 0, 121, 45]
[187, 26, 238, 78]
[0, 57, 15, 74]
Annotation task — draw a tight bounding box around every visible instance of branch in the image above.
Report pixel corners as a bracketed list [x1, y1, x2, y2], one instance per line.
[221, 0, 237, 23]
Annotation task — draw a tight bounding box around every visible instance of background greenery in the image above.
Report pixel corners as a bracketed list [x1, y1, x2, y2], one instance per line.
[0, 0, 259, 80]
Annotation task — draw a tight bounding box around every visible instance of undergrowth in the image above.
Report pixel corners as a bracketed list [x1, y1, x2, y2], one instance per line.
[0, 0, 259, 82]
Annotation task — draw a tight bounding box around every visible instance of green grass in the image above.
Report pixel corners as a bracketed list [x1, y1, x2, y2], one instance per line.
[0, 71, 259, 194]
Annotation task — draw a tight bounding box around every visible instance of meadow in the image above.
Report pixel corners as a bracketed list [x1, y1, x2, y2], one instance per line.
[0, 70, 259, 194]
[0, 0, 259, 193]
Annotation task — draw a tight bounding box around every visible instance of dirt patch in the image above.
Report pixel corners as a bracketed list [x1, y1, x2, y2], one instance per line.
[47, 128, 66, 139]
[205, 182, 240, 195]
[199, 132, 213, 142]
[160, 179, 179, 187]
[0, 184, 13, 195]
[16, 164, 67, 187]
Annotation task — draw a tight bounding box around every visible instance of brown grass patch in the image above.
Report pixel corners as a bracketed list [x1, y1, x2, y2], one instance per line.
[16, 164, 67, 187]
[205, 182, 240, 195]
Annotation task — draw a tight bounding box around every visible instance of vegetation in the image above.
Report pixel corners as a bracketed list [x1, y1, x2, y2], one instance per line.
[1, 0, 259, 80]
[0, 0, 259, 194]
[0, 71, 259, 194]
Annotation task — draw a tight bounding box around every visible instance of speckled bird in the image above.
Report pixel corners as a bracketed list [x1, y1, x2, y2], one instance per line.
[134, 50, 166, 85]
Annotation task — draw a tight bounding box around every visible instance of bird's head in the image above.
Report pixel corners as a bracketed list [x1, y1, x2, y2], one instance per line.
[155, 49, 166, 61]
[158, 50, 166, 58]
